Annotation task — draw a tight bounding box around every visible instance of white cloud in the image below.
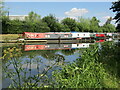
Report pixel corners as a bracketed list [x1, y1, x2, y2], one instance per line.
[100, 16, 117, 26]
[102, 16, 111, 20]
[57, 16, 78, 22]
[57, 17, 65, 21]
[65, 8, 88, 17]
[99, 22, 105, 26]
[69, 16, 78, 20]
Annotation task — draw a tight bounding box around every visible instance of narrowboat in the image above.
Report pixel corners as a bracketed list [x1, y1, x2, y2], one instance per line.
[19, 32, 91, 40]
[18, 32, 111, 42]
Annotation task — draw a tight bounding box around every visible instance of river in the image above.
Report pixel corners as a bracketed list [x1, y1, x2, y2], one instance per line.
[1, 39, 120, 88]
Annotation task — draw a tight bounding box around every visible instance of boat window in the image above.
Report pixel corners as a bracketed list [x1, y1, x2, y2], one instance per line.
[37, 34, 39, 37]
[45, 35, 50, 37]
[64, 34, 69, 37]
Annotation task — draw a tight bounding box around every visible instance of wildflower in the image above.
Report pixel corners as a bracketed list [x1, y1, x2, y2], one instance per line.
[13, 47, 16, 49]
[16, 49, 19, 51]
[7, 48, 10, 50]
[7, 57, 11, 60]
[3, 54, 7, 57]
[44, 85, 49, 88]
[75, 67, 79, 70]
[0, 57, 3, 60]
[3, 50, 7, 53]
[9, 49, 14, 52]
[10, 54, 13, 58]
[14, 54, 18, 57]
[5, 51, 9, 54]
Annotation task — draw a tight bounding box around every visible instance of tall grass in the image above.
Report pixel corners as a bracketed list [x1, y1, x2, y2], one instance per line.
[52, 43, 119, 88]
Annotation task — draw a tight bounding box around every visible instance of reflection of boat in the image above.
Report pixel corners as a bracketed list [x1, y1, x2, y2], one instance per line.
[24, 43, 91, 51]
[23, 39, 109, 51]
[96, 39, 105, 42]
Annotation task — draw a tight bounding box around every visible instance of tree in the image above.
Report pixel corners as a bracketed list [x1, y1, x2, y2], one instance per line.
[90, 17, 100, 32]
[42, 14, 61, 32]
[61, 17, 78, 32]
[0, 1, 6, 19]
[110, 0, 120, 31]
[2, 16, 9, 34]
[105, 17, 113, 25]
[101, 24, 116, 32]
[77, 17, 91, 32]
[61, 25, 71, 32]
[0, 1, 8, 33]
[102, 17, 116, 32]
[25, 11, 41, 22]
[24, 11, 50, 33]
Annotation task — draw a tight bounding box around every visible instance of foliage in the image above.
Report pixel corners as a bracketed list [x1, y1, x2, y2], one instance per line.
[2, 47, 65, 88]
[97, 42, 120, 79]
[1, 42, 120, 88]
[77, 17, 91, 32]
[101, 17, 116, 32]
[101, 24, 116, 32]
[2, 13, 50, 34]
[52, 43, 119, 88]
[0, 1, 7, 20]
[1, 11, 117, 34]
[2, 16, 9, 34]
[25, 11, 41, 22]
[42, 14, 61, 32]
[104, 17, 113, 25]
[110, 0, 120, 31]
[90, 17, 100, 32]
[61, 17, 79, 32]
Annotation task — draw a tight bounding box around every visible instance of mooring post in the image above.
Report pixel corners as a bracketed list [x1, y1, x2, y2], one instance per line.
[58, 36, 61, 44]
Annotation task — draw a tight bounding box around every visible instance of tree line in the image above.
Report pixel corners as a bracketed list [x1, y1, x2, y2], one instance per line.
[1, 0, 120, 34]
[2, 12, 117, 34]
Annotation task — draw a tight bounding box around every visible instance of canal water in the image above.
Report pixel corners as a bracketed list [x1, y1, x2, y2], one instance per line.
[1, 39, 120, 88]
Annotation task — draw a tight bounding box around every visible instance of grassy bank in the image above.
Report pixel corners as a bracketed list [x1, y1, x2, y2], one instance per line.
[0, 34, 19, 40]
[51, 42, 120, 88]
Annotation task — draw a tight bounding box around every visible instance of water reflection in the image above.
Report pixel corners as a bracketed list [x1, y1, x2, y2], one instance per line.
[24, 43, 91, 51]
[22, 38, 114, 51]
[2, 38, 120, 88]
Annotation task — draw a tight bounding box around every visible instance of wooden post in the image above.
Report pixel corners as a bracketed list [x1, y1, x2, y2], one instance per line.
[58, 36, 61, 44]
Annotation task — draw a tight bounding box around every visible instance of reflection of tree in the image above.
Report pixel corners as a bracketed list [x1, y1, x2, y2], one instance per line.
[2, 47, 66, 88]
[61, 49, 76, 56]
[22, 50, 57, 60]
[40, 50, 57, 60]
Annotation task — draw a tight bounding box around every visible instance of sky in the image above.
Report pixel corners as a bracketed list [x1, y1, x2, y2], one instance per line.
[4, 1, 117, 26]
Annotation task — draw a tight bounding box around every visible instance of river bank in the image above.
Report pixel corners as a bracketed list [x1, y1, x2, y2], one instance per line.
[0, 34, 19, 40]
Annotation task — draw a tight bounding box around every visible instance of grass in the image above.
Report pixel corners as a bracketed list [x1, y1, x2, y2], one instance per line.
[0, 34, 20, 40]
[51, 43, 120, 88]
